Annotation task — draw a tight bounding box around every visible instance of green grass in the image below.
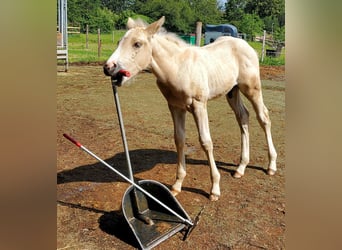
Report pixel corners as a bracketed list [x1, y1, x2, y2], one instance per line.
[67, 31, 126, 63]
[249, 41, 285, 66]
[66, 32, 285, 65]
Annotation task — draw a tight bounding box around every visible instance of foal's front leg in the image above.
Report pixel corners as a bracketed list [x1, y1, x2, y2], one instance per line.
[168, 104, 187, 196]
[191, 100, 221, 201]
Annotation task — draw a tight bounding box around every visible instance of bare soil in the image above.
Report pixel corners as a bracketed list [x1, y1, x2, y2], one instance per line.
[57, 66, 285, 249]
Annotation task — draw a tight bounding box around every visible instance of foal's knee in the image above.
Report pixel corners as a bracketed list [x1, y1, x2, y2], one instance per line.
[257, 106, 271, 126]
[200, 138, 213, 152]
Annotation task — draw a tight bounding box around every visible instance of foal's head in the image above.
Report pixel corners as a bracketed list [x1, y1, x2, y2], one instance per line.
[103, 16, 165, 86]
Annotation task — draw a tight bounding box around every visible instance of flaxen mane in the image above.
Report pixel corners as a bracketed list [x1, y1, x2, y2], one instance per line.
[158, 31, 189, 47]
[128, 18, 188, 47]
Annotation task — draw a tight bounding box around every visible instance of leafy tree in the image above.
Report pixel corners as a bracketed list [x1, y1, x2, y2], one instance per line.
[68, 0, 117, 32]
[277, 1, 285, 27]
[101, 0, 135, 13]
[245, 0, 283, 19]
[189, 0, 223, 25]
[263, 15, 279, 33]
[114, 10, 151, 29]
[134, 0, 196, 33]
[224, 0, 247, 22]
[246, 0, 285, 34]
[66, 0, 285, 39]
[133, 0, 223, 33]
[115, 10, 136, 29]
[90, 7, 118, 33]
[239, 13, 263, 41]
[223, 0, 285, 40]
[273, 26, 285, 43]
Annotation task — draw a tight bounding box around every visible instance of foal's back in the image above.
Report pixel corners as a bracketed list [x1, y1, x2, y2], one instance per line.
[204, 36, 260, 76]
[187, 36, 260, 100]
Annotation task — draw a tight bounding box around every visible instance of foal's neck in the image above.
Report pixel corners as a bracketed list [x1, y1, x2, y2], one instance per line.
[150, 34, 186, 82]
[153, 34, 185, 57]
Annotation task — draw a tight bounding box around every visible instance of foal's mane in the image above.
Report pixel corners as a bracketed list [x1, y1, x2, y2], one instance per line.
[157, 31, 189, 47]
[129, 18, 189, 47]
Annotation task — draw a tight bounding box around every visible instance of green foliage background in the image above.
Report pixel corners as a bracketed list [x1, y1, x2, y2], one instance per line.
[65, 0, 285, 38]
[61, 0, 285, 65]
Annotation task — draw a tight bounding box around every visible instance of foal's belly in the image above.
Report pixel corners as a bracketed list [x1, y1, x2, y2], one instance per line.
[156, 80, 193, 110]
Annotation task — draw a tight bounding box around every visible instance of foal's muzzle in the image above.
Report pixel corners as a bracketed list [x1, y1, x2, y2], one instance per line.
[103, 63, 115, 76]
[103, 65, 131, 86]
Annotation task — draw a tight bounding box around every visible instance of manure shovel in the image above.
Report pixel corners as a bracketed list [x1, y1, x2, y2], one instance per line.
[63, 70, 199, 249]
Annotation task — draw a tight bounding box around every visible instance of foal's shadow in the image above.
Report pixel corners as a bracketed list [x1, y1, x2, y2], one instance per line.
[58, 148, 266, 194]
[58, 149, 221, 198]
[58, 149, 178, 185]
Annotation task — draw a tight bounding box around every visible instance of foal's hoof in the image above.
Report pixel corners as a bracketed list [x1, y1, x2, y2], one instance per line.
[267, 169, 276, 176]
[171, 189, 180, 197]
[209, 194, 220, 201]
[233, 171, 244, 179]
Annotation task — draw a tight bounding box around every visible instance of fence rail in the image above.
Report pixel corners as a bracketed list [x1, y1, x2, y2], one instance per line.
[57, 30, 284, 67]
[56, 26, 80, 34]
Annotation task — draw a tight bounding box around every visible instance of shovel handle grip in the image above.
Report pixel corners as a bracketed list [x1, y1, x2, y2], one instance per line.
[63, 133, 82, 147]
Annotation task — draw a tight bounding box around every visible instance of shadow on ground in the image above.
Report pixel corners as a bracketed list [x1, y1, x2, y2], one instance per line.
[57, 148, 255, 184]
[58, 148, 266, 198]
[57, 200, 140, 248]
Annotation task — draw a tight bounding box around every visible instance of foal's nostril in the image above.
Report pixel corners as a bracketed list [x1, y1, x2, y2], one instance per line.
[103, 61, 118, 76]
[105, 62, 116, 69]
[103, 64, 112, 76]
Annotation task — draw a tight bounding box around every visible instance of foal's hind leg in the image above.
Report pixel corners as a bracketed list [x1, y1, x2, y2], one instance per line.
[239, 78, 277, 175]
[226, 86, 250, 178]
[168, 104, 187, 196]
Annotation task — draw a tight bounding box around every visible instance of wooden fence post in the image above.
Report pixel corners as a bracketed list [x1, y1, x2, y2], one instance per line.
[261, 30, 266, 62]
[98, 28, 101, 58]
[195, 21, 202, 46]
[86, 24, 89, 49]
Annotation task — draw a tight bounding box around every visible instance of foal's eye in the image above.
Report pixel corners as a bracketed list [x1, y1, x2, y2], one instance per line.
[133, 42, 142, 48]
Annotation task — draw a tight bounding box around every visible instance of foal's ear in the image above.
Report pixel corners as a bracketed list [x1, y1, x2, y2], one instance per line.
[127, 17, 136, 29]
[146, 16, 165, 35]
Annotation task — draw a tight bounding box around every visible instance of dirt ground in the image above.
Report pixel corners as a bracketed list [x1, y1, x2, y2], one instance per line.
[57, 66, 285, 249]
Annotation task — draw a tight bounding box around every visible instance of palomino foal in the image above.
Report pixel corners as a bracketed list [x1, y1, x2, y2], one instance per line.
[104, 16, 277, 201]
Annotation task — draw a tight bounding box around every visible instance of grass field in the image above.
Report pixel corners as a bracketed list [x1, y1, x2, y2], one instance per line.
[66, 32, 285, 66]
[67, 31, 126, 63]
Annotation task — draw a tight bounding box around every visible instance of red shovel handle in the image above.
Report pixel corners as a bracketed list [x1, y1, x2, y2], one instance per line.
[63, 133, 82, 147]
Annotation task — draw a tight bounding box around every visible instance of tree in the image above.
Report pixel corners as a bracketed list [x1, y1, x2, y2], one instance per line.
[133, 0, 196, 33]
[189, 0, 223, 24]
[263, 15, 279, 33]
[133, 0, 223, 33]
[245, 0, 283, 19]
[273, 26, 285, 43]
[91, 7, 118, 33]
[68, 0, 118, 32]
[239, 13, 263, 41]
[244, 0, 285, 39]
[101, 0, 135, 13]
[113, 10, 151, 29]
[224, 0, 247, 23]
[223, 0, 285, 40]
